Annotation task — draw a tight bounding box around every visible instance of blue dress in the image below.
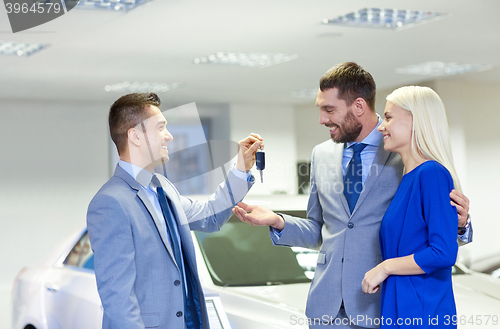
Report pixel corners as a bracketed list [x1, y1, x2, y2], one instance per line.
[379, 161, 458, 328]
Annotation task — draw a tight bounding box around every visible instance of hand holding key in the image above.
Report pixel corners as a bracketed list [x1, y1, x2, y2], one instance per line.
[235, 133, 263, 173]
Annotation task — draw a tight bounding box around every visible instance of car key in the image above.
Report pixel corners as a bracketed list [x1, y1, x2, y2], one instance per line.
[256, 148, 265, 183]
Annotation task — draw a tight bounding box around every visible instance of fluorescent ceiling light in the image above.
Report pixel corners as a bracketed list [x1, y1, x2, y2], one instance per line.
[323, 8, 446, 30]
[396, 62, 493, 76]
[291, 88, 318, 99]
[76, 0, 153, 11]
[193, 52, 298, 68]
[0, 41, 49, 57]
[104, 82, 182, 93]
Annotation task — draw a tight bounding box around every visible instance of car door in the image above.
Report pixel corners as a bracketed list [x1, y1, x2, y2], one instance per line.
[43, 231, 102, 329]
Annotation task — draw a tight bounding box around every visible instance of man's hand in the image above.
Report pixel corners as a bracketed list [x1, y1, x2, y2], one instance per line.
[236, 133, 263, 172]
[450, 190, 469, 227]
[232, 202, 285, 230]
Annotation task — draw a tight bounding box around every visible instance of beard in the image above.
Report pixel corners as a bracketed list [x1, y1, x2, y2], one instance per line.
[330, 110, 363, 144]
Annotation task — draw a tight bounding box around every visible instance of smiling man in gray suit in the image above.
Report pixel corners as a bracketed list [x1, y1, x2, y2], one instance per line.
[87, 92, 262, 329]
[233, 62, 472, 328]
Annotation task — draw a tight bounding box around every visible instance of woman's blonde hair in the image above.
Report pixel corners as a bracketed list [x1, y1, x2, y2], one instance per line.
[386, 86, 461, 192]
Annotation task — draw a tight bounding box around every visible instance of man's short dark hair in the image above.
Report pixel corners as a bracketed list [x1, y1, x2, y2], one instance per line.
[109, 92, 161, 155]
[320, 62, 376, 111]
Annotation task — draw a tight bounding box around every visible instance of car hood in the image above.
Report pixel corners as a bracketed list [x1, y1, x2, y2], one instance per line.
[220, 282, 310, 313]
[207, 282, 311, 329]
[218, 276, 500, 316]
[454, 273, 500, 307]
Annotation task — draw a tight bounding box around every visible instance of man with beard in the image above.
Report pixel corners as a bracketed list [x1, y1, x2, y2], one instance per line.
[232, 62, 472, 328]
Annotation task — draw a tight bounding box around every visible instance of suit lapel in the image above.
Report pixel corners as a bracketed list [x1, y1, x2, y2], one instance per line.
[113, 165, 176, 263]
[352, 141, 392, 214]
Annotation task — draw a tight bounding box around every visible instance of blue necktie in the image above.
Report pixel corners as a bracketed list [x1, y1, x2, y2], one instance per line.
[151, 175, 202, 329]
[343, 143, 367, 213]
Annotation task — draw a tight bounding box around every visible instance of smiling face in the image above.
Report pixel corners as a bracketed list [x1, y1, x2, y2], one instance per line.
[378, 101, 413, 155]
[316, 88, 363, 143]
[137, 105, 173, 167]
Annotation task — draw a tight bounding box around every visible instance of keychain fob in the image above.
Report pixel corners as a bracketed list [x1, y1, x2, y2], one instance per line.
[256, 149, 265, 183]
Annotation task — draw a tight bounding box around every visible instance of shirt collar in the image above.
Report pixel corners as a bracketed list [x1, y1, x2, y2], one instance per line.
[118, 160, 154, 188]
[346, 114, 383, 148]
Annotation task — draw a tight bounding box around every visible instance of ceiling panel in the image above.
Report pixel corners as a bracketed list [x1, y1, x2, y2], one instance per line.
[0, 0, 498, 105]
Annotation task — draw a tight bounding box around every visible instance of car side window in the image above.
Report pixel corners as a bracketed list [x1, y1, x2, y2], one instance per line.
[63, 231, 94, 270]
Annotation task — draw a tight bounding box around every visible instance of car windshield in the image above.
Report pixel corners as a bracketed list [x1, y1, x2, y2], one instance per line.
[195, 214, 315, 287]
[452, 264, 466, 275]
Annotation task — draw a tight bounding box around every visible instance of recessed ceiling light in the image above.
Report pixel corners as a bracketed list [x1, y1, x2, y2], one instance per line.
[396, 62, 493, 76]
[76, 0, 154, 11]
[291, 88, 318, 99]
[323, 8, 447, 30]
[193, 52, 298, 68]
[0, 41, 49, 57]
[104, 82, 182, 93]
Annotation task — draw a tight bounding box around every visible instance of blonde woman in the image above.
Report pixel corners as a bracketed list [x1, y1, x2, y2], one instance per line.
[362, 86, 460, 328]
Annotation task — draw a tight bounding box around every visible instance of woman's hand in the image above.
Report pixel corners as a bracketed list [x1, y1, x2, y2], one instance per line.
[362, 262, 389, 294]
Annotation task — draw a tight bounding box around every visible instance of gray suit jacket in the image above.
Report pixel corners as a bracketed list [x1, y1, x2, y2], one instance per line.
[274, 140, 403, 328]
[87, 164, 253, 329]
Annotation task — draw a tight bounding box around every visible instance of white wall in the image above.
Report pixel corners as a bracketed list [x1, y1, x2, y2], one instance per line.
[230, 103, 297, 195]
[433, 78, 500, 261]
[0, 99, 110, 328]
[294, 102, 331, 162]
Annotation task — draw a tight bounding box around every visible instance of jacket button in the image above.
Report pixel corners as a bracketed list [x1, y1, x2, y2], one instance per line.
[347, 222, 354, 229]
[176, 311, 183, 317]
[174, 280, 181, 286]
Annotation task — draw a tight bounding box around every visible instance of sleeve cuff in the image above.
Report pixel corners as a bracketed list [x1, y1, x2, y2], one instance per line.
[458, 214, 471, 236]
[271, 226, 283, 237]
[231, 165, 253, 181]
[269, 213, 286, 244]
[458, 214, 473, 243]
[269, 226, 283, 245]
